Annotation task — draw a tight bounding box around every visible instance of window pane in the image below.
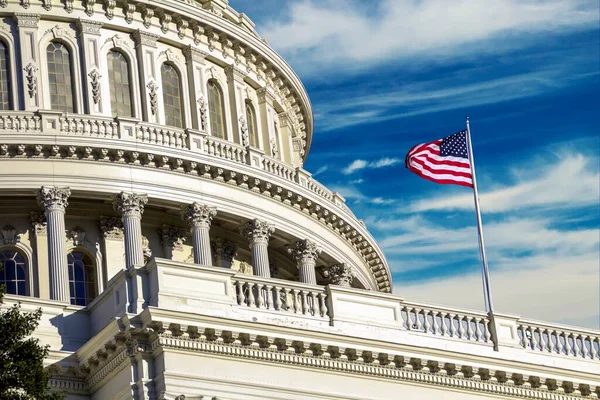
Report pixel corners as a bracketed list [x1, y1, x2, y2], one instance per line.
[0, 41, 11, 110]
[208, 81, 225, 139]
[67, 251, 95, 306]
[161, 63, 183, 128]
[0, 249, 27, 296]
[246, 102, 258, 148]
[107, 50, 133, 117]
[46, 42, 74, 113]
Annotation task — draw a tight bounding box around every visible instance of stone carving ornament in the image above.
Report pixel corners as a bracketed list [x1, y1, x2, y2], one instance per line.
[99, 216, 123, 239]
[67, 226, 87, 246]
[239, 219, 274, 245]
[160, 225, 186, 250]
[146, 81, 159, 115]
[287, 239, 321, 264]
[30, 212, 47, 235]
[197, 94, 208, 131]
[37, 186, 71, 212]
[212, 238, 237, 265]
[0, 225, 19, 245]
[88, 69, 101, 104]
[23, 63, 37, 99]
[319, 263, 354, 287]
[113, 192, 148, 217]
[180, 203, 216, 229]
[239, 115, 249, 146]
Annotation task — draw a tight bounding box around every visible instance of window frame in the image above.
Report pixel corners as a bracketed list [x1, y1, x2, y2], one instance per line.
[0, 37, 15, 111]
[207, 79, 227, 140]
[67, 248, 97, 307]
[106, 49, 134, 118]
[160, 62, 185, 129]
[0, 246, 30, 297]
[245, 100, 259, 149]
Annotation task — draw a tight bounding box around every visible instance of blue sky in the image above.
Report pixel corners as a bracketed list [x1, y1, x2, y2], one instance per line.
[229, 0, 600, 328]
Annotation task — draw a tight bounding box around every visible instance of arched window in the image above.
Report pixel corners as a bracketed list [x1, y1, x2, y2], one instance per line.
[0, 248, 27, 296]
[47, 42, 74, 112]
[67, 251, 96, 306]
[207, 80, 225, 139]
[107, 50, 133, 117]
[161, 63, 183, 128]
[0, 40, 11, 110]
[245, 101, 258, 148]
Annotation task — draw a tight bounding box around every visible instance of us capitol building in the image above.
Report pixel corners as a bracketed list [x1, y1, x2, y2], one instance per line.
[0, 0, 597, 398]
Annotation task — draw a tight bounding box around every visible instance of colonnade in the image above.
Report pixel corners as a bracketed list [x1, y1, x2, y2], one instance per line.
[37, 186, 350, 302]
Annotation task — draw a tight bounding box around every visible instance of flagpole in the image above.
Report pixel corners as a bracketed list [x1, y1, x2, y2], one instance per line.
[465, 117, 494, 313]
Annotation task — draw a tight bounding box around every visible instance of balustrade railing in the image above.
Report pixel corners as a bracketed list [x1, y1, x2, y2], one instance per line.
[517, 320, 600, 360]
[305, 178, 334, 202]
[136, 123, 188, 149]
[400, 302, 492, 343]
[204, 136, 247, 164]
[233, 276, 329, 319]
[60, 115, 118, 138]
[0, 113, 41, 133]
[262, 156, 296, 181]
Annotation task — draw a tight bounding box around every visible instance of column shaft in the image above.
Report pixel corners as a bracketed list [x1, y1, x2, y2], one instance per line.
[299, 261, 317, 285]
[46, 209, 69, 302]
[123, 214, 144, 268]
[192, 225, 212, 265]
[251, 241, 270, 277]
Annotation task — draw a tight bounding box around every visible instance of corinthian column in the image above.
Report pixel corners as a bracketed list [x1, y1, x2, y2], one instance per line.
[319, 263, 354, 287]
[37, 186, 71, 302]
[113, 192, 148, 269]
[288, 239, 321, 285]
[181, 203, 216, 265]
[240, 219, 275, 278]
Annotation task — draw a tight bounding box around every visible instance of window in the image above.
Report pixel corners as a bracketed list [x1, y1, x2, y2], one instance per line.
[207, 80, 225, 139]
[47, 42, 74, 112]
[0, 249, 27, 296]
[245, 102, 258, 148]
[107, 50, 133, 117]
[0, 40, 11, 110]
[67, 251, 95, 306]
[161, 63, 183, 128]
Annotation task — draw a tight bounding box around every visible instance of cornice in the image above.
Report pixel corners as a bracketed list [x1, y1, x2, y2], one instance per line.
[0, 139, 390, 292]
[64, 316, 598, 399]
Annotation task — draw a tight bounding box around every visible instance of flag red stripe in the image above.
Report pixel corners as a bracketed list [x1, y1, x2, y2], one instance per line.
[409, 157, 472, 178]
[409, 167, 474, 187]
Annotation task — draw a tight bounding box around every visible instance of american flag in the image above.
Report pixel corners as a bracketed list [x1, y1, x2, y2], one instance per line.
[405, 130, 473, 188]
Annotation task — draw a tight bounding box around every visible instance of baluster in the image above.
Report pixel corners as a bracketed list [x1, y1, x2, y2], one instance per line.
[423, 310, 431, 333]
[301, 291, 309, 315]
[281, 287, 291, 311]
[431, 311, 439, 334]
[247, 283, 256, 307]
[235, 280, 243, 305]
[413, 309, 422, 331]
[547, 330, 555, 353]
[449, 314, 457, 337]
[404, 307, 413, 330]
[274, 286, 282, 311]
[529, 327, 537, 350]
[440, 312, 447, 336]
[484, 320, 491, 342]
[474, 317, 482, 341]
[564, 332, 572, 356]
[318, 293, 328, 317]
[257, 283, 265, 308]
[466, 316, 474, 340]
[590, 337, 598, 360]
[538, 328, 546, 352]
[577, 334, 586, 358]
[265, 284, 273, 309]
[457, 315, 465, 339]
[310, 292, 318, 316]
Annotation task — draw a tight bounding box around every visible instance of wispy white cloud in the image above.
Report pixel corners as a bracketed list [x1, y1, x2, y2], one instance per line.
[262, 0, 598, 76]
[406, 153, 600, 213]
[349, 178, 365, 184]
[330, 185, 395, 206]
[313, 165, 328, 176]
[342, 157, 401, 174]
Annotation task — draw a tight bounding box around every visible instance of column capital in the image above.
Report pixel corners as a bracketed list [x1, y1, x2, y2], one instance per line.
[30, 212, 47, 235]
[288, 239, 321, 264]
[37, 186, 71, 212]
[181, 203, 217, 229]
[319, 263, 354, 287]
[240, 219, 274, 245]
[113, 192, 148, 217]
[13, 13, 40, 28]
[76, 18, 103, 35]
[212, 238, 237, 265]
[160, 225, 187, 250]
[99, 215, 124, 239]
[132, 29, 160, 48]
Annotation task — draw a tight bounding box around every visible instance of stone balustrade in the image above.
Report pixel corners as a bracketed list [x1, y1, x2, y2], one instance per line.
[517, 319, 600, 360]
[204, 135, 247, 163]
